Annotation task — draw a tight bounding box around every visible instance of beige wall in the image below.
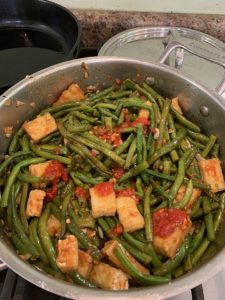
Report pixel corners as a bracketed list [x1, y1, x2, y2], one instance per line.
[52, 0, 225, 14]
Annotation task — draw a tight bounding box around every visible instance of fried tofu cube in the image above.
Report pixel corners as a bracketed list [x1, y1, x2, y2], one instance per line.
[77, 250, 93, 278]
[171, 97, 183, 114]
[198, 158, 225, 193]
[153, 225, 191, 258]
[23, 113, 57, 142]
[138, 101, 152, 119]
[26, 189, 46, 217]
[29, 160, 52, 177]
[102, 240, 149, 275]
[153, 209, 192, 258]
[116, 196, 144, 232]
[174, 185, 202, 210]
[56, 235, 78, 273]
[89, 262, 129, 290]
[90, 182, 116, 218]
[54, 83, 85, 106]
[47, 214, 61, 237]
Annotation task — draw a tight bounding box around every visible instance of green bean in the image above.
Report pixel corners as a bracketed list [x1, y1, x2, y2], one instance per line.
[89, 86, 114, 101]
[168, 158, 185, 206]
[117, 161, 149, 183]
[148, 129, 187, 165]
[191, 237, 210, 266]
[123, 232, 162, 267]
[204, 211, 215, 241]
[40, 131, 61, 143]
[81, 132, 113, 150]
[74, 172, 105, 185]
[214, 193, 225, 232]
[19, 183, 29, 232]
[68, 211, 102, 260]
[136, 123, 143, 164]
[69, 110, 97, 123]
[118, 239, 152, 265]
[70, 135, 125, 167]
[187, 130, 209, 144]
[171, 107, 201, 132]
[201, 134, 217, 158]
[21, 134, 30, 151]
[143, 186, 153, 242]
[0, 151, 32, 176]
[174, 180, 193, 209]
[211, 143, 220, 158]
[142, 82, 164, 109]
[187, 137, 205, 150]
[146, 169, 209, 190]
[69, 271, 97, 288]
[1, 157, 46, 207]
[98, 107, 118, 121]
[69, 144, 110, 177]
[12, 231, 31, 256]
[189, 223, 206, 253]
[17, 172, 49, 184]
[8, 127, 24, 154]
[29, 218, 49, 264]
[29, 143, 71, 165]
[114, 244, 170, 285]
[122, 98, 156, 111]
[168, 114, 177, 139]
[136, 178, 144, 198]
[153, 237, 190, 275]
[156, 99, 171, 150]
[124, 138, 137, 169]
[11, 185, 40, 258]
[65, 123, 92, 133]
[202, 197, 211, 214]
[108, 90, 132, 99]
[34, 262, 65, 280]
[38, 203, 59, 270]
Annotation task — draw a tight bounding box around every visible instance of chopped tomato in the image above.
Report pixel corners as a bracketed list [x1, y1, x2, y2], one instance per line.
[131, 117, 150, 127]
[109, 224, 124, 238]
[43, 160, 68, 183]
[153, 208, 190, 238]
[112, 167, 125, 180]
[45, 179, 58, 201]
[75, 187, 90, 199]
[92, 126, 112, 144]
[43, 160, 68, 201]
[116, 187, 140, 203]
[94, 181, 114, 197]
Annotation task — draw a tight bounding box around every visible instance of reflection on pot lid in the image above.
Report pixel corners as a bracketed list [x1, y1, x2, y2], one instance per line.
[99, 27, 225, 92]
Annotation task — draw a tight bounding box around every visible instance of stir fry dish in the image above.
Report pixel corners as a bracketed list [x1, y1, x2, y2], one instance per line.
[0, 78, 225, 290]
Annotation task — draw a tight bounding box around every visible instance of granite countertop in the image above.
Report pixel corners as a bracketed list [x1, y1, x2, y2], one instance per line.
[72, 9, 225, 49]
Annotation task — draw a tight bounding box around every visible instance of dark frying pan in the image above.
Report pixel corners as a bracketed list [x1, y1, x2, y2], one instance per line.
[0, 0, 81, 92]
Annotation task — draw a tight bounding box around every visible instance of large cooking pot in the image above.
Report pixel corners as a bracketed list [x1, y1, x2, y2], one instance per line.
[1, 56, 225, 299]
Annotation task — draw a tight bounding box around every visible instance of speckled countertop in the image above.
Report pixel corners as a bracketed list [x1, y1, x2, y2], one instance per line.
[72, 9, 225, 49]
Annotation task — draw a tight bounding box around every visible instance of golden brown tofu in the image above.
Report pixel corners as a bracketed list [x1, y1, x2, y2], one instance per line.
[54, 83, 85, 106]
[26, 189, 46, 217]
[90, 182, 116, 218]
[23, 113, 57, 142]
[174, 185, 202, 210]
[102, 240, 149, 275]
[56, 235, 78, 273]
[198, 158, 225, 193]
[89, 262, 129, 290]
[77, 250, 93, 278]
[138, 101, 152, 119]
[47, 214, 61, 237]
[29, 160, 52, 177]
[116, 196, 144, 232]
[29, 160, 52, 187]
[171, 97, 183, 114]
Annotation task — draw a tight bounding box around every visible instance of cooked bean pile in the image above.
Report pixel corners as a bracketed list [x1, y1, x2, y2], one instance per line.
[0, 78, 224, 290]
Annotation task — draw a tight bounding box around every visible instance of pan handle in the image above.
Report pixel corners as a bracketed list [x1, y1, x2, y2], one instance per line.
[158, 40, 225, 97]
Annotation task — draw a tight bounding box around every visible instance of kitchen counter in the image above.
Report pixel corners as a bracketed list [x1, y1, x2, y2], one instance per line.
[72, 9, 225, 49]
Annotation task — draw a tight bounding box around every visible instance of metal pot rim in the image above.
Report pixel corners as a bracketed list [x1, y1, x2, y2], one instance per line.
[1, 56, 225, 299]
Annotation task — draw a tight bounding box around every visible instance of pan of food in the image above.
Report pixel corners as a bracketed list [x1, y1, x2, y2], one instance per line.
[0, 55, 225, 299]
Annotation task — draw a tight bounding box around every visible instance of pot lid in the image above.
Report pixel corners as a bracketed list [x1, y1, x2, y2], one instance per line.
[98, 27, 225, 94]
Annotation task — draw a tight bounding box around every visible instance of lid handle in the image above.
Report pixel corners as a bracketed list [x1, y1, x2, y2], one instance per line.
[159, 40, 225, 96]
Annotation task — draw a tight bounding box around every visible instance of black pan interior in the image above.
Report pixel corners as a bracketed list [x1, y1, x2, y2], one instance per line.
[0, 0, 81, 91]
